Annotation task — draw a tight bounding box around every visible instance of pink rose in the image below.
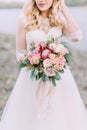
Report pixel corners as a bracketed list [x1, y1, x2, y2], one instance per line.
[55, 44, 69, 55]
[58, 56, 65, 64]
[43, 59, 52, 68]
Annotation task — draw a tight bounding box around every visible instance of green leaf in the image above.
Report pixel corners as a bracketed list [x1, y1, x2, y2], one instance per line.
[52, 77, 56, 86]
[41, 74, 48, 82]
[55, 71, 61, 80]
[64, 65, 67, 69]
[34, 68, 39, 76]
[69, 51, 73, 60]
[31, 42, 35, 47]
[30, 70, 35, 80]
[51, 36, 55, 41]
[19, 59, 30, 69]
[61, 42, 68, 48]
[60, 34, 64, 37]
[23, 59, 30, 65]
[19, 63, 26, 68]
[59, 69, 64, 73]
[35, 74, 40, 80]
[46, 39, 52, 44]
[38, 72, 43, 78]
[46, 36, 55, 44]
[65, 51, 73, 62]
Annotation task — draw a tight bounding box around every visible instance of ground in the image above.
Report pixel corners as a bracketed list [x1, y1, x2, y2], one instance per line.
[0, 33, 87, 118]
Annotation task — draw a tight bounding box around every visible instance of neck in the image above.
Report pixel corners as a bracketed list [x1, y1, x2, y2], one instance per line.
[41, 10, 49, 19]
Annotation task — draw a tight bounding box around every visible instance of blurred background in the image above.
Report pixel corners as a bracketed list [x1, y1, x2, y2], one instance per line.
[0, 0, 87, 118]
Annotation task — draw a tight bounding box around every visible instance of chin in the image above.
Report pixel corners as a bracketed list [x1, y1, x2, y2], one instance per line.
[37, 5, 50, 12]
[38, 7, 49, 12]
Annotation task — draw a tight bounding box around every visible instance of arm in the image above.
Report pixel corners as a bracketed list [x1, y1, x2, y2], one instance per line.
[59, 0, 83, 42]
[16, 15, 27, 62]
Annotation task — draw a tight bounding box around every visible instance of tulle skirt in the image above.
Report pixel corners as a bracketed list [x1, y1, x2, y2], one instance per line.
[0, 67, 87, 130]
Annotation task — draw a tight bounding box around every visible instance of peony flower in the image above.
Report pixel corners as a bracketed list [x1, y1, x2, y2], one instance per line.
[54, 44, 64, 53]
[49, 53, 56, 59]
[54, 64, 64, 70]
[54, 56, 65, 70]
[54, 44, 69, 55]
[50, 57, 58, 65]
[43, 58, 52, 68]
[44, 68, 55, 76]
[28, 53, 40, 64]
[61, 47, 69, 55]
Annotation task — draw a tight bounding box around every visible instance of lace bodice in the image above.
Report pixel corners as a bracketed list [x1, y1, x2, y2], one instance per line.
[16, 17, 83, 61]
[25, 26, 62, 49]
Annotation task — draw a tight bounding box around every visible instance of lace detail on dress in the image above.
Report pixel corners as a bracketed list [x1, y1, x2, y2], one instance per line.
[16, 52, 24, 62]
[68, 29, 83, 42]
[59, 12, 83, 42]
[16, 50, 27, 62]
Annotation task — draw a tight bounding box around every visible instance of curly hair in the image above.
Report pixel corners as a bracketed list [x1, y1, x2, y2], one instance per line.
[23, 0, 64, 31]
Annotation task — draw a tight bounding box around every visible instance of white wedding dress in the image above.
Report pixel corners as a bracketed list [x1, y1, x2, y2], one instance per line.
[0, 18, 87, 130]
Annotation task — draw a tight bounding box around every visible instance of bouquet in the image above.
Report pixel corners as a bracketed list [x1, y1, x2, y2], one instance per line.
[19, 36, 72, 86]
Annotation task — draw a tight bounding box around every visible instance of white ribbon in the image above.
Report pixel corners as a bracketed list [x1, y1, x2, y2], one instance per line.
[36, 79, 55, 120]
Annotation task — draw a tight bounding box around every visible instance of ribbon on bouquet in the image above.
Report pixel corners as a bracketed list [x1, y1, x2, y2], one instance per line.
[36, 79, 55, 120]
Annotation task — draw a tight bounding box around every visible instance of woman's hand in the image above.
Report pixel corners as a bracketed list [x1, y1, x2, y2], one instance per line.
[59, 0, 66, 6]
[59, 0, 67, 12]
[58, 0, 83, 42]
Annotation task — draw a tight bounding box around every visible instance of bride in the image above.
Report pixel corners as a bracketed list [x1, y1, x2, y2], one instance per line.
[0, 0, 87, 129]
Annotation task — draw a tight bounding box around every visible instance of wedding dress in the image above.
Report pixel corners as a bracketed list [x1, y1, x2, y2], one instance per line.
[0, 17, 87, 130]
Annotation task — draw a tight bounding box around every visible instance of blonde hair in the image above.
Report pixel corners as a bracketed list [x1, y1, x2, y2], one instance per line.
[23, 0, 64, 31]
